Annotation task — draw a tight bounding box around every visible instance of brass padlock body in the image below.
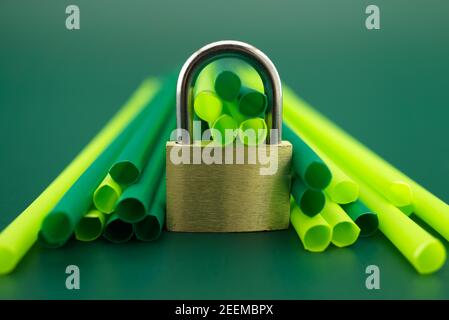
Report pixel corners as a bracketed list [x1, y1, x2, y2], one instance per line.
[166, 141, 292, 232]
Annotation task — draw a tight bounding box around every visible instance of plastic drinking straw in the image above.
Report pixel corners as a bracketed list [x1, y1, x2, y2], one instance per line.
[102, 213, 134, 243]
[283, 123, 331, 190]
[282, 86, 449, 243]
[238, 118, 267, 146]
[134, 175, 166, 242]
[39, 78, 167, 247]
[93, 174, 123, 214]
[291, 177, 326, 217]
[323, 156, 359, 204]
[109, 75, 176, 185]
[340, 201, 378, 237]
[193, 63, 223, 124]
[290, 199, 332, 253]
[350, 174, 446, 274]
[75, 209, 106, 242]
[0, 78, 159, 274]
[210, 114, 238, 146]
[116, 119, 174, 224]
[282, 86, 412, 207]
[194, 91, 223, 124]
[214, 68, 242, 101]
[238, 87, 267, 117]
[320, 197, 360, 247]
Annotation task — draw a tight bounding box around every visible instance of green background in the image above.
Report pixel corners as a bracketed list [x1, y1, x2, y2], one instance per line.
[0, 0, 448, 299]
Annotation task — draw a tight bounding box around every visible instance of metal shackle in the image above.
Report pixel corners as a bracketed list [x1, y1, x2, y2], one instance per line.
[176, 40, 282, 145]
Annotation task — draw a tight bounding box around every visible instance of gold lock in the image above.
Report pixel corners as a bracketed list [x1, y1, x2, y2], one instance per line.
[166, 40, 292, 232]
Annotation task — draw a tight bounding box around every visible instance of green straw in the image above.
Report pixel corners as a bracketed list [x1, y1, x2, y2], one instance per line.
[93, 174, 123, 214]
[341, 201, 379, 237]
[290, 199, 332, 253]
[352, 174, 446, 274]
[214, 68, 242, 101]
[238, 117, 267, 146]
[194, 91, 223, 124]
[291, 177, 326, 217]
[283, 123, 331, 190]
[238, 87, 267, 117]
[75, 208, 106, 242]
[102, 213, 134, 243]
[109, 75, 176, 185]
[115, 119, 174, 223]
[134, 175, 166, 242]
[0, 78, 159, 274]
[320, 197, 360, 247]
[39, 81, 166, 247]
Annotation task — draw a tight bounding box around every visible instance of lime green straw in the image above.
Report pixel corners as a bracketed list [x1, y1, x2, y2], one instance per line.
[291, 177, 326, 216]
[93, 174, 123, 214]
[194, 91, 223, 124]
[109, 75, 176, 185]
[283, 86, 449, 243]
[352, 175, 446, 274]
[238, 118, 267, 146]
[39, 80, 165, 247]
[320, 197, 360, 247]
[102, 213, 134, 243]
[0, 78, 159, 274]
[341, 201, 379, 237]
[193, 63, 223, 124]
[75, 209, 106, 242]
[134, 175, 166, 242]
[290, 200, 332, 253]
[116, 119, 174, 223]
[210, 114, 238, 146]
[323, 156, 359, 204]
[214, 68, 242, 101]
[283, 86, 412, 207]
[283, 123, 331, 190]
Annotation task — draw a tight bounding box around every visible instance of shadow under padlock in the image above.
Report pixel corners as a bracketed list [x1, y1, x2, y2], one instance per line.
[166, 40, 293, 232]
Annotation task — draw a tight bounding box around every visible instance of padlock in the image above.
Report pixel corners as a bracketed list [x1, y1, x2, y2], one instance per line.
[166, 40, 292, 232]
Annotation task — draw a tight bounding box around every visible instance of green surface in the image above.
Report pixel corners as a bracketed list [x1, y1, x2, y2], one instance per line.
[0, 0, 449, 298]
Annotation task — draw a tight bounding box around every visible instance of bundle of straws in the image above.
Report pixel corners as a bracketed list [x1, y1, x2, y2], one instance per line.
[0, 59, 448, 276]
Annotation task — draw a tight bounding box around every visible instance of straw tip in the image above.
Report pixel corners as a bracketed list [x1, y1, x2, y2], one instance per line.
[388, 181, 413, 207]
[116, 197, 146, 224]
[304, 161, 332, 190]
[215, 71, 242, 101]
[330, 181, 359, 204]
[194, 91, 223, 123]
[303, 224, 332, 252]
[332, 221, 361, 248]
[414, 240, 446, 274]
[110, 161, 140, 185]
[355, 212, 379, 237]
[41, 212, 72, 245]
[93, 185, 120, 214]
[135, 215, 162, 242]
[300, 189, 325, 216]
